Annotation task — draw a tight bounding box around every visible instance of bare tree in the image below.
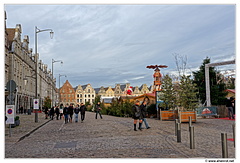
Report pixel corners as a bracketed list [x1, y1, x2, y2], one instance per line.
[173, 53, 188, 76]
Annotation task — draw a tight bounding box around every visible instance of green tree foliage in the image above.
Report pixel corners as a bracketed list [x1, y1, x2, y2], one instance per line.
[193, 57, 227, 105]
[43, 96, 51, 108]
[107, 98, 133, 117]
[176, 75, 198, 110]
[161, 75, 177, 110]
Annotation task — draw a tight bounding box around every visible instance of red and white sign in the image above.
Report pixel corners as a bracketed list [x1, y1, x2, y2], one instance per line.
[6, 105, 15, 124]
[33, 99, 39, 110]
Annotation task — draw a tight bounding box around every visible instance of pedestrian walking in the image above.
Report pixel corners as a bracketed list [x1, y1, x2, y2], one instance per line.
[74, 104, 80, 122]
[63, 104, 69, 124]
[50, 106, 55, 120]
[44, 106, 49, 119]
[226, 97, 235, 119]
[55, 106, 60, 120]
[140, 101, 150, 129]
[59, 104, 63, 120]
[19, 106, 23, 114]
[68, 104, 74, 123]
[132, 100, 143, 131]
[80, 103, 87, 122]
[95, 101, 103, 119]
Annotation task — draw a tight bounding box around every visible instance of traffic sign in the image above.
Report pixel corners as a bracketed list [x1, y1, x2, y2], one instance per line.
[6, 80, 17, 92]
[6, 105, 15, 124]
[33, 99, 39, 110]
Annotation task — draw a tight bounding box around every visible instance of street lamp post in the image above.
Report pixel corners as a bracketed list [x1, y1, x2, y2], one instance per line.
[35, 26, 54, 123]
[59, 74, 67, 105]
[52, 59, 63, 107]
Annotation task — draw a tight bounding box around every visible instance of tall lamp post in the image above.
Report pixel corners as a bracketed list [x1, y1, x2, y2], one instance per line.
[59, 74, 67, 105]
[52, 59, 63, 107]
[35, 26, 54, 122]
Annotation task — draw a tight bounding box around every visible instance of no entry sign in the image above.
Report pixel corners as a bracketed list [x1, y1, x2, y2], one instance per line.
[6, 105, 15, 124]
[33, 99, 39, 110]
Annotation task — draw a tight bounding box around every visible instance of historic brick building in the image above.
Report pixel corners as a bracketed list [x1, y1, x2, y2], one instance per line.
[59, 80, 75, 106]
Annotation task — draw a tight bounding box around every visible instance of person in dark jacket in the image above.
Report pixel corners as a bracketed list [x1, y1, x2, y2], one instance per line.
[74, 104, 80, 122]
[80, 103, 87, 122]
[50, 106, 55, 120]
[63, 104, 69, 124]
[68, 104, 74, 123]
[44, 107, 49, 119]
[132, 100, 143, 131]
[95, 102, 103, 119]
[226, 97, 235, 119]
[55, 106, 60, 120]
[140, 101, 150, 129]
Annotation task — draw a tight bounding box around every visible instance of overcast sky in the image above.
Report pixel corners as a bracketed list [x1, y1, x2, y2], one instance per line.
[4, 4, 236, 88]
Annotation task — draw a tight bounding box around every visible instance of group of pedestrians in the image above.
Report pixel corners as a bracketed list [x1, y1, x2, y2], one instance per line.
[63, 103, 87, 123]
[132, 100, 151, 131]
[44, 103, 87, 123]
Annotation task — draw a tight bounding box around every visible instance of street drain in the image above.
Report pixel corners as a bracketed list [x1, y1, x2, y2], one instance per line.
[54, 141, 77, 149]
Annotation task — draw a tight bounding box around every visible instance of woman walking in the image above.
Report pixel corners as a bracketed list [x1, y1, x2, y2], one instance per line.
[132, 100, 143, 131]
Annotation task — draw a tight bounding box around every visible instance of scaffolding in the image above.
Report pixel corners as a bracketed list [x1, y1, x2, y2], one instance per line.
[205, 60, 235, 106]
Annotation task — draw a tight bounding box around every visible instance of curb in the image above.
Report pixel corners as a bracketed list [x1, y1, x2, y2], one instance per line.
[17, 119, 52, 142]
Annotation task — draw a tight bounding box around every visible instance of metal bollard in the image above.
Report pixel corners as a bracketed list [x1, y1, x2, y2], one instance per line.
[177, 122, 181, 143]
[189, 116, 192, 132]
[190, 126, 195, 149]
[232, 124, 235, 148]
[175, 119, 178, 136]
[221, 133, 228, 158]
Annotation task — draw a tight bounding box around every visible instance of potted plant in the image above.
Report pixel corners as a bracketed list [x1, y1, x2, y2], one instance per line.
[14, 116, 20, 126]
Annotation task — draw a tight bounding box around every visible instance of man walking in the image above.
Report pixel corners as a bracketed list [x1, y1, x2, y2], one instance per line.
[74, 104, 80, 122]
[140, 101, 150, 129]
[68, 104, 74, 123]
[63, 104, 69, 124]
[95, 101, 103, 119]
[80, 103, 86, 122]
[55, 105, 60, 120]
[226, 97, 235, 119]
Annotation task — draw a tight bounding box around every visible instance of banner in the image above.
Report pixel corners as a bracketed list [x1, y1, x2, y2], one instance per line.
[196, 107, 217, 116]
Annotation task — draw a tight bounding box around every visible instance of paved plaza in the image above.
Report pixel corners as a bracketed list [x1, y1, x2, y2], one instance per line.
[5, 112, 235, 158]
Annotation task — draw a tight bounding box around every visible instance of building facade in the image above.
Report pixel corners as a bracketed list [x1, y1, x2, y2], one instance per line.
[59, 80, 75, 106]
[5, 12, 57, 111]
[75, 84, 95, 104]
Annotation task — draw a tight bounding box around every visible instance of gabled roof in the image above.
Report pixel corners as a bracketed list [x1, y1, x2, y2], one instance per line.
[81, 84, 88, 90]
[133, 93, 155, 100]
[94, 88, 101, 93]
[225, 89, 235, 94]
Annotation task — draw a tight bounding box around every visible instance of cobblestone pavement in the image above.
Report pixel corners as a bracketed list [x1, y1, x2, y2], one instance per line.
[5, 112, 235, 158]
